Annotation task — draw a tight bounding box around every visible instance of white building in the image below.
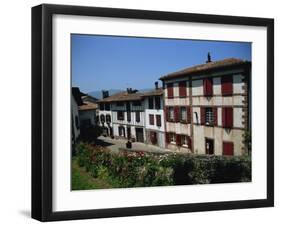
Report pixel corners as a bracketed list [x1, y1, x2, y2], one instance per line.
[98, 89, 146, 142]
[142, 87, 165, 148]
[160, 57, 251, 156]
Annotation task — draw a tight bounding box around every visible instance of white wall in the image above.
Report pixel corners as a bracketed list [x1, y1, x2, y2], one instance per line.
[0, 1, 280, 226]
[145, 109, 165, 132]
[112, 111, 145, 127]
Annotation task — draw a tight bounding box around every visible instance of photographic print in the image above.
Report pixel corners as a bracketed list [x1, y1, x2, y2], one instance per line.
[32, 4, 273, 221]
[71, 35, 252, 190]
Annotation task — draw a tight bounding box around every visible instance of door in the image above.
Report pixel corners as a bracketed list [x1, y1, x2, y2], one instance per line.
[205, 138, 214, 155]
[127, 127, 131, 139]
[150, 131, 158, 145]
[135, 128, 144, 142]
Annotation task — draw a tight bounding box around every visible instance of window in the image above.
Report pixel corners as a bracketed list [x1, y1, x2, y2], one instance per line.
[106, 114, 111, 123]
[117, 111, 124, 120]
[222, 107, 233, 128]
[180, 107, 187, 122]
[135, 111, 140, 122]
[179, 81, 187, 97]
[117, 102, 124, 107]
[100, 114, 105, 123]
[223, 141, 234, 155]
[167, 83, 174, 98]
[156, 115, 161, 127]
[181, 135, 188, 146]
[105, 103, 110, 110]
[168, 107, 174, 121]
[181, 135, 191, 149]
[170, 133, 176, 143]
[205, 107, 214, 125]
[201, 107, 217, 126]
[99, 103, 104, 110]
[203, 78, 213, 96]
[155, 96, 161, 109]
[149, 114, 154, 125]
[148, 97, 154, 109]
[127, 111, 131, 122]
[221, 76, 233, 95]
[133, 101, 142, 106]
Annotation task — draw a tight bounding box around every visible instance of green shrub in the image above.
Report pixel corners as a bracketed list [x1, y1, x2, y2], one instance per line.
[74, 142, 251, 188]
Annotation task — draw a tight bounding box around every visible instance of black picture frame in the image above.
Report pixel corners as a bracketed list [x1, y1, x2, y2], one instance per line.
[32, 3, 274, 222]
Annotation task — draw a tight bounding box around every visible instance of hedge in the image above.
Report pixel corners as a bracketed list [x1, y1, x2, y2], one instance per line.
[74, 142, 251, 188]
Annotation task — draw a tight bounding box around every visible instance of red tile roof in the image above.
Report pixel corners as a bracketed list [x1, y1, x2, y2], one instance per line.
[79, 101, 98, 111]
[159, 58, 251, 80]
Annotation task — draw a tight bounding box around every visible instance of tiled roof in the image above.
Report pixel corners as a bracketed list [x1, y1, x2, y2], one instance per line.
[159, 58, 251, 80]
[97, 91, 143, 103]
[98, 88, 164, 103]
[141, 88, 164, 97]
[79, 101, 98, 111]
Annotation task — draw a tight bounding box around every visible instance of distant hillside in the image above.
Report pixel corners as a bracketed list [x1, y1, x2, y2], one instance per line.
[88, 88, 154, 100]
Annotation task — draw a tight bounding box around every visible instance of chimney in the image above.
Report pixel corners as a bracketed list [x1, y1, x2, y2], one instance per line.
[155, 81, 159, 90]
[206, 52, 212, 63]
[102, 90, 109, 98]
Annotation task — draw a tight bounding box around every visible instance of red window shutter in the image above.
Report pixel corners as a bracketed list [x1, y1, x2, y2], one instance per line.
[156, 115, 161, 127]
[222, 107, 233, 128]
[174, 106, 180, 122]
[200, 107, 205, 125]
[165, 132, 170, 144]
[223, 142, 234, 155]
[167, 83, 174, 98]
[176, 134, 181, 146]
[179, 81, 187, 97]
[213, 107, 217, 126]
[188, 136, 192, 150]
[221, 76, 233, 95]
[203, 78, 213, 96]
[187, 106, 191, 124]
[165, 106, 169, 121]
[222, 107, 226, 127]
[226, 108, 233, 128]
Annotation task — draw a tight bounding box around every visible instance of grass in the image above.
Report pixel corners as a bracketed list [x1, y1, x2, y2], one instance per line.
[72, 157, 114, 190]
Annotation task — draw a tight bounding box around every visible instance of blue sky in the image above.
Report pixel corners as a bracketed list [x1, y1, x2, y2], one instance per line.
[71, 34, 251, 93]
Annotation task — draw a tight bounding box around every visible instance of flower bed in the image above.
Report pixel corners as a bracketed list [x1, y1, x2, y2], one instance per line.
[74, 142, 251, 188]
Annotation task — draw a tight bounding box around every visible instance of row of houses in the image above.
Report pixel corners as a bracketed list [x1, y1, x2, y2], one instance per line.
[72, 56, 251, 156]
